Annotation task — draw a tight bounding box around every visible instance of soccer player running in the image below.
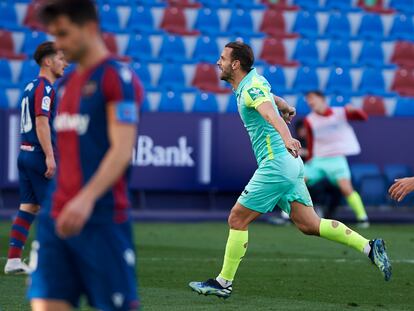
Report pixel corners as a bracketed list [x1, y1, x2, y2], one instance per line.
[189, 42, 391, 299]
[304, 91, 370, 227]
[4, 42, 66, 274]
[29, 1, 143, 310]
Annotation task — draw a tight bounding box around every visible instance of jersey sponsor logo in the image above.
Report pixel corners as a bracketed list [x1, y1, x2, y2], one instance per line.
[82, 81, 97, 97]
[41, 96, 51, 111]
[54, 113, 90, 135]
[45, 86, 52, 94]
[132, 136, 194, 167]
[247, 87, 265, 101]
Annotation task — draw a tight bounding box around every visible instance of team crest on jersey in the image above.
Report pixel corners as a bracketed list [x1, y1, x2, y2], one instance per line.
[247, 87, 265, 100]
[41, 96, 51, 111]
[82, 81, 97, 97]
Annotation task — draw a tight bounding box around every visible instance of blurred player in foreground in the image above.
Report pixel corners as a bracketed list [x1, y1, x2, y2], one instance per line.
[389, 177, 414, 202]
[304, 91, 370, 227]
[29, 0, 143, 310]
[4, 42, 65, 274]
[189, 42, 391, 299]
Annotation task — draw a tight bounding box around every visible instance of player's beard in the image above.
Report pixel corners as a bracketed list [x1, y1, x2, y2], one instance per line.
[220, 65, 234, 83]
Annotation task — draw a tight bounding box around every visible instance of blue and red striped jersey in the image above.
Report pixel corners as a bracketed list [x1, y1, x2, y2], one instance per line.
[20, 77, 56, 152]
[50, 57, 143, 223]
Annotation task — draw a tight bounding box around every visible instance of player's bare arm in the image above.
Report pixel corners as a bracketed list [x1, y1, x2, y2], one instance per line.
[256, 101, 301, 158]
[389, 177, 414, 202]
[272, 94, 296, 124]
[56, 103, 137, 238]
[35, 115, 56, 179]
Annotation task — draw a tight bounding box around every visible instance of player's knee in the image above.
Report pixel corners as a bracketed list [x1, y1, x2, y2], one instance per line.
[228, 212, 246, 230]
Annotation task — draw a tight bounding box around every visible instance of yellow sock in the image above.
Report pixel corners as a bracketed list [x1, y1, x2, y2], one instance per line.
[346, 191, 368, 221]
[319, 218, 369, 253]
[218, 229, 248, 282]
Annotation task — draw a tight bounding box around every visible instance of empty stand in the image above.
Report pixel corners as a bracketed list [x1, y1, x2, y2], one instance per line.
[325, 40, 352, 67]
[260, 38, 298, 66]
[194, 8, 221, 35]
[292, 11, 319, 38]
[0, 30, 26, 60]
[391, 68, 414, 96]
[259, 9, 298, 39]
[362, 96, 386, 116]
[193, 92, 219, 112]
[160, 6, 199, 35]
[192, 36, 219, 63]
[325, 67, 353, 95]
[393, 97, 414, 116]
[158, 90, 185, 112]
[293, 39, 319, 66]
[389, 14, 414, 40]
[292, 66, 319, 93]
[391, 41, 414, 68]
[192, 63, 230, 94]
[357, 13, 384, 39]
[324, 12, 352, 39]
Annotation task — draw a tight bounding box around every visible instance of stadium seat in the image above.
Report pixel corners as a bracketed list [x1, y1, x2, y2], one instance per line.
[359, 67, 386, 95]
[260, 38, 298, 66]
[227, 9, 257, 37]
[393, 97, 414, 116]
[192, 36, 219, 63]
[325, 67, 353, 95]
[158, 90, 185, 112]
[293, 0, 321, 10]
[102, 32, 129, 61]
[263, 65, 288, 95]
[389, 0, 414, 13]
[391, 68, 414, 97]
[0, 88, 8, 109]
[99, 4, 122, 32]
[324, 12, 352, 39]
[192, 63, 230, 94]
[295, 95, 311, 116]
[292, 67, 319, 93]
[193, 92, 219, 112]
[19, 60, 39, 84]
[160, 6, 199, 35]
[167, 0, 201, 8]
[226, 95, 238, 113]
[198, 0, 233, 8]
[325, 0, 358, 11]
[21, 31, 48, 56]
[0, 30, 26, 60]
[131, 62, 152, 88]
[389, 14, 414, 40]
[383, 164, 412, 186]
[362, 95, 386, 116]
[24, 2, 46, 30]
[259, 9, 298, 39]
[261, 0, 299, 11]
[293, 39, 320, 66]
[325, 40, 352, 67]
[128, 6, 158, 34]
[329, 94, 350, 107]
[158, 35, 187, 63]
[359, 175, 388, 205]
[125, 34, 153, 61]
[292, 11, 319, 38]
[357, 0, 395, 14]
[390, 41, 414, 68]
[357, 13, 384, 39]
[158, 63, 186, 90]
[0, 2, 19, 29]
[350, 163, 381, 188]
[230, 0, 266, 9]
[141, 94, 152, 112]
[194, 8, 221, 35]
[0, 60, 13, 88]
[358, 40, 386, 67]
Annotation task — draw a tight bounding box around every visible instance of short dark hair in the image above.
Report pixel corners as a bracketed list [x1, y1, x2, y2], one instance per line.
[38, 0, 98, 26]
[306, 90, 325, 98]
[34, 41, 57, 66]
[225, 41, 254, 73]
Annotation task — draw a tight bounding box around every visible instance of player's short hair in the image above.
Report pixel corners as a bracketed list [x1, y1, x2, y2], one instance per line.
[33, 41, 57, 66]
[306, 90, 325, 98]
[225, 41, 254, 73]
[38, 0, 98, 26]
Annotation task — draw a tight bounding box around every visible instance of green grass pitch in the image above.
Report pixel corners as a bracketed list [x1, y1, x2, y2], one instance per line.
[0, 222, 413, 311]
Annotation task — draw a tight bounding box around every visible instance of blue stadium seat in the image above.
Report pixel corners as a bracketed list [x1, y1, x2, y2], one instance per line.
[293, 0, 322, 10]
[292, 11, 319, 38]
[325, 40, 352, 67]
[158, 91, 185, 112]
[357, 13, 384, 39]
[131, 62, 152, 88]
[128, 6, 158, 34]
[330, 94, 350, 107]
[358, 40, 386, 67]
[393, 97, 414, 116]
[198, 0, 233, 8]
[389, 14, 414, 40]
[292, 67, 319, 93]
[295, 95, 311, 116]
[325, 67, 352, 95]
[0, 60, 13, 88]
[125, 34, 153, 61]
[359, 175, 387, 205]
[227, 9, 257, 37]
[389, 0, 414, 13]
[383, 164, 413, 186]
[141, 94, 152, 112]
[292, 39, 319, 66]
[358, 67, 387, 96]
[0, 2, 18, 29]
[350, 163, 381, 188]
[229, 0, 265, 9]
[158, 35, 187, 62]
[99, 4, 121, 32]
[194, 8, 221, 35]
[158, 63, 186, 90]
[21, 31, 48, 56]
[324, 13, 351, 39]
[193, 92, 219, 112]
[325, 0, 357, 11]
[19, 60, 39, 84]
[263, 65, 288, 95]
[192, 36, 219, 63]
[226, 96, 238, 113]
[0, 89, 8, 109]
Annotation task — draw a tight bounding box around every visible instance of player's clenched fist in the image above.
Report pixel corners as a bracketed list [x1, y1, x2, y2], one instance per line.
[285, 138, 301, 158]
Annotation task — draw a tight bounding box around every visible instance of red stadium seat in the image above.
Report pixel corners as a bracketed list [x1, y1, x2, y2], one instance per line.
[391, 68, 414, 96]
[160, 6, 200, 35]
[391, 41, 414, 68]
[259, 9, 299, 38]
[192, 63, 231, 94]
[23, 2, 46, 31]
[362, 96, 386, 116]
[102, 33, 130, 62]
[357, 0, 395, 13]
[260, 37, 299, 66]
[261, 0, 299, 10]
[0, 30, 26, 60]
[167, 0, 201, 8]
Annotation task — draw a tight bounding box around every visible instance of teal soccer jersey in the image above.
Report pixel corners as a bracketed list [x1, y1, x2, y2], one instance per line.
[235, 69, 313, 214]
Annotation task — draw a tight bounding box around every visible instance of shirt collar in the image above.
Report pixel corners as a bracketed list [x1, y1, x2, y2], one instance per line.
[235, 68, 256, 94]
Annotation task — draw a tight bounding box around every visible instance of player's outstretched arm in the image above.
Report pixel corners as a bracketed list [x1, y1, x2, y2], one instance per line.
[272, 94, 296, 124]
[256, 101, 301, 158]
[56, 103, 137, 238]
[36, 116, 56, 179]
[389, 177, 414, 202]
